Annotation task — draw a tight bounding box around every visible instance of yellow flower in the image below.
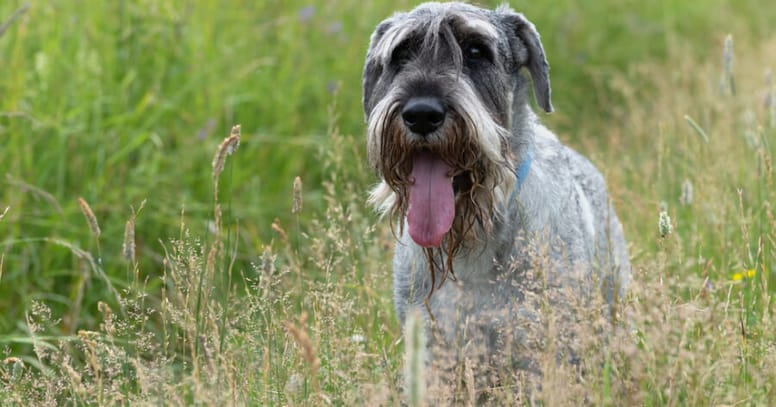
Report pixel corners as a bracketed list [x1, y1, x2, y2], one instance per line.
[731, 269, 757, 281]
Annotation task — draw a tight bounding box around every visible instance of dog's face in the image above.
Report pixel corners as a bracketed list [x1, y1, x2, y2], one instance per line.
[363, 2, 552, 251]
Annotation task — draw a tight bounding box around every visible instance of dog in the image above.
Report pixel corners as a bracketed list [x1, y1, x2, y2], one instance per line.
[362, 1, 630, 393]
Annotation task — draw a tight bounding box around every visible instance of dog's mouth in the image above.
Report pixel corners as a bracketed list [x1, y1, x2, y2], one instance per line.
[407, 151, 458, 248]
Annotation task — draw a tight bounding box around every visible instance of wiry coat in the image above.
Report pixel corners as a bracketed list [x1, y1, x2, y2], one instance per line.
[363, 2, 630, 386]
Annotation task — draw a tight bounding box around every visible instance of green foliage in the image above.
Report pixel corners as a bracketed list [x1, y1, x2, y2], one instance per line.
[1, 0, 776, 405]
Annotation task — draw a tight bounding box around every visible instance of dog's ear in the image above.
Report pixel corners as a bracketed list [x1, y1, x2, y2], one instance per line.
[496, 7, 553, 113]
[363, 20, 393, 117]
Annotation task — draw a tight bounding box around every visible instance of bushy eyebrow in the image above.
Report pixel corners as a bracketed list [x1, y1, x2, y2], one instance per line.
[373, 10, 499, 64]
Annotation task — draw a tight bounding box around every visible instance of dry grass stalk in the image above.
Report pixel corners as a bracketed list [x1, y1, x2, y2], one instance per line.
[122, 200, 146, 264]
[720, 34, 736, 95]
[63, 358, 85, 395]
[0, 210, 5, 282]
[282, 313, 321, 401]
[209, 123, 239, 283]
[212, 124, 241, 200]
[271, 218, 287, 242]
[292, 176, 303, 214]
[0, 2, 30, 38]
[404, 310, 426, 407]
[77, 330, 103, 393]
[263, 346, 271, 398]
[97, 301, 114, 338]
[206, 203, 222, 276]
[463, 358, 476, 407]
[122, 218, 135, 263]
[77, 197, 101, 237]
[282, 313, 323, 402]
[282, 313, 320, 372]
[5, 175, 63, 214]
[768, 69, 776, 128]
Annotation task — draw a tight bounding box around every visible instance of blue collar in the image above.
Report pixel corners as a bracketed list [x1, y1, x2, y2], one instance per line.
[508, 146, 534, 204]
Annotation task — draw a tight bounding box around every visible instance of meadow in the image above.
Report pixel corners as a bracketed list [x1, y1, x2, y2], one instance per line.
[1, 0, 776, 405]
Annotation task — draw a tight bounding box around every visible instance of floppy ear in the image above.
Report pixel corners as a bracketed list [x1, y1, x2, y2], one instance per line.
[497, 7, 553, 113]
[362, 20, 393, 117]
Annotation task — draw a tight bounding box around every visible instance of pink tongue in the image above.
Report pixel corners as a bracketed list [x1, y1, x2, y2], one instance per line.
[407, 152, 455, 247]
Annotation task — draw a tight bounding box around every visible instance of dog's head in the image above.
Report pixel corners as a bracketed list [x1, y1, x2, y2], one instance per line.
[363, 2, 552, 252]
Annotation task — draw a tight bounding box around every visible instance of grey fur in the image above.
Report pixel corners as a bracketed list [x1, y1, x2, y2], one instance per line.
[363, 2, 630, 389]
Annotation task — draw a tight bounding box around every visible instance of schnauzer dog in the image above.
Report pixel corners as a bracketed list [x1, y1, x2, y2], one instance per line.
[363, 1, 630, 390]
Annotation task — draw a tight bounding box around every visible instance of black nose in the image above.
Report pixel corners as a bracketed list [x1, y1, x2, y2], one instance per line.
[401, 97, 446, 135]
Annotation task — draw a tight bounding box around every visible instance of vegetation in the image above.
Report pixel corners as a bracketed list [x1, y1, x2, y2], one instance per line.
[1, 0, 775, 404]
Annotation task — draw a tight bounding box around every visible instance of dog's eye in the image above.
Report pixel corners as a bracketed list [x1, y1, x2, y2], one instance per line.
[466, 45, 483, 59]
[464, 44, 491, 63]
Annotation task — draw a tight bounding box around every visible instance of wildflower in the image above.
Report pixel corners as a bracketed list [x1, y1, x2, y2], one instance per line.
[350, 334, 366, 344]
[298, 6, 315, 22]
[327, 80, 340, 95]
[326, 21, 343, 35]
[197, 117, 216, 140]
[658, 210, 673, 237]
[703, 277, 713, 292]
[731, 269, 757, 281]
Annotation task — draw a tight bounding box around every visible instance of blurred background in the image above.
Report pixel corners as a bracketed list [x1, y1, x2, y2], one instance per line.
[2, 0, 776, 403]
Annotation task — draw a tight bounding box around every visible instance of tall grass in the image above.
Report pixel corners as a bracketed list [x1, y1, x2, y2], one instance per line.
[1, 0, 776, 405]
[1, 0, 773, 337]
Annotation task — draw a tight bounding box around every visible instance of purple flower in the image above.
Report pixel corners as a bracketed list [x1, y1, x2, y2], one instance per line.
[298, 6, 315, 23]
[326, 21, 343, 35]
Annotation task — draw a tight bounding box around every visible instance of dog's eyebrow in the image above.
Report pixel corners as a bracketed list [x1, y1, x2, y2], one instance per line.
[453, 16, 499, 40]
[374, 23, 417, 63]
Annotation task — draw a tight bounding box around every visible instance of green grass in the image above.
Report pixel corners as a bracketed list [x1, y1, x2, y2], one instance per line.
[1, 0, 776, 405]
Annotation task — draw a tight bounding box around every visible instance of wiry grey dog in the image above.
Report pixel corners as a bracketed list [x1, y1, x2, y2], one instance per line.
[363, 2, 630, 395]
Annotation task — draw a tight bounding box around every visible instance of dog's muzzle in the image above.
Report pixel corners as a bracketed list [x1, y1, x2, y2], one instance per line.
[398, 96, 456, 248]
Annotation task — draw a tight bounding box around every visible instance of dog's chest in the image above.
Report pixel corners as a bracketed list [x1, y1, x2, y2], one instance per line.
[426, 243, 537, 328]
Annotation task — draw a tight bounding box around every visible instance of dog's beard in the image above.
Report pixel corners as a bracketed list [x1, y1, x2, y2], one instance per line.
[367, 100, 515, 298]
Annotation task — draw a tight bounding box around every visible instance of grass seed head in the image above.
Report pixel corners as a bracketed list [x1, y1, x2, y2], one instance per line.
[659, 210, 673, 237]
[292, 176, 303, 214]
[122, 218, 135, 262]
[720, 34, 736, 95]
[680, 179, 693, 206]
[77, 197, 101, 237]
[212, 124, 241, 182]
[282, 313, 320, 372]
